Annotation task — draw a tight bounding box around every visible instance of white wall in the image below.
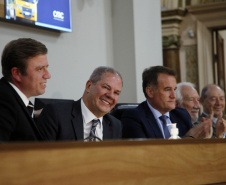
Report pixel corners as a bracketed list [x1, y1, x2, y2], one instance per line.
[112, 0, 162, 103]
[0, 0, 162, 104]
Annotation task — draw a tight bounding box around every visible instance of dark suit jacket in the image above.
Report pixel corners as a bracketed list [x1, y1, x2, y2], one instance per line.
[37, 99, 122, 141]
[121, 101, 193, 139]
[0, 77, 43, 141]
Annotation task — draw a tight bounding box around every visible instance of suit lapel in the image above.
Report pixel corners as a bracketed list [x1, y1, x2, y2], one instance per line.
[4, 79, 44, 140]
[169, 112, 177, 123]
[102, 116, 111, 140]
[71, 99, 84, 140]
[142, 102, 163, 138]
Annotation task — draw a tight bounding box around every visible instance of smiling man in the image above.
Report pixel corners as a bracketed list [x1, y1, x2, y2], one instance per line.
[0, 38, 51, 142]
[37, 66, 123, 141]
[199, 84, 226, 138]
[176, 82, 200, 124]
[121, 66, 212, 139]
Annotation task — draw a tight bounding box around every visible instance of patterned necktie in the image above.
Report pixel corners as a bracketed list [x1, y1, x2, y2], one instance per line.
[27, 101, 34, 117]
[159, 115, 171, 139]
[89, 119, 99, 141]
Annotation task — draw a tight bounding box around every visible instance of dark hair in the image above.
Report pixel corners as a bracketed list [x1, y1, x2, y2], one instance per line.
[200, 84, 224, 100]
[1, 38, 48, 81]
[142, 65, 176, 98]
[89, 66, 123, 85]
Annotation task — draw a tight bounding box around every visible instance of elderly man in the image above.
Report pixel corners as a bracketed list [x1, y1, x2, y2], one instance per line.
[0, 38, 51, 142]
[37, 66, 123, 141]
[199, 84, 226, 138]
[176, 82, 200, 124]
[121, 66, 212, 139]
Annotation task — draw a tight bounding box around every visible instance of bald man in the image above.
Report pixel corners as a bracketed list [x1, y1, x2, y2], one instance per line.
[199, 84, 226, 138]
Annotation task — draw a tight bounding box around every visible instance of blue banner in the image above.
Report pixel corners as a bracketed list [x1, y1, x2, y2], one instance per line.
[35, 0, 72, 32]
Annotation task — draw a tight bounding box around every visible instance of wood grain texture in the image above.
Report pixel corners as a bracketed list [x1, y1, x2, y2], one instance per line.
[0, 139, 226, 185]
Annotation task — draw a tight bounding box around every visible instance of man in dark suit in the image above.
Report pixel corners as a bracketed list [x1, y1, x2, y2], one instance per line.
[37, 66, 123, 141]
[121, 66, 212, 139]
[199, 84, 226, 138]
[0, 38, 51, 142]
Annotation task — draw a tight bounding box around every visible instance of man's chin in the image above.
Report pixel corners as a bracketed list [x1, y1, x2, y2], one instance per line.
[99, 107, 112, 115]
[213, 112, 222, 118]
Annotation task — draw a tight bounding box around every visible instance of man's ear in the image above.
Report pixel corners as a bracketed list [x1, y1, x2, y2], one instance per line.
[146, 86, 154, 98]
[85, 80, 92, 93]
[11, 67, 22, 82]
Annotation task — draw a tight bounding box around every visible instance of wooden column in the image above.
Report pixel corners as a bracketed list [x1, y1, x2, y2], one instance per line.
[161, 9, 186, 82]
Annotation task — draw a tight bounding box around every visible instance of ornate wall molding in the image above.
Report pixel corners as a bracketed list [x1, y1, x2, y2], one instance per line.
[163, 35, 180, 49]
[161, 9, 186, 49]
[187, 1, 226, 92]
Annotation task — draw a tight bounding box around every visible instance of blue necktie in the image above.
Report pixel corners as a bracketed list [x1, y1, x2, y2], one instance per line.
[159, 115, 171, 139]
[89, 119, 99, 141]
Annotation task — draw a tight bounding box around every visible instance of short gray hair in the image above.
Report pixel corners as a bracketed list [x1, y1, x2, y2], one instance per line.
[176, 82, 195, 105]
[89, 66, 123, 85]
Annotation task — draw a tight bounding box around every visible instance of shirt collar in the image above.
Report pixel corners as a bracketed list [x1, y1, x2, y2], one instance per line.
[8, 82, 29, 106]
[81, 98, 103, 125]
[146, 100, 170, 119]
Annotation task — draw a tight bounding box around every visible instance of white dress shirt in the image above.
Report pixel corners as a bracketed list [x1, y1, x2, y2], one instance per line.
[9, 82, 29, 106]
[81, 98, 103, 140]
[8, 82, 33, 117]
[146, 100, 172, 138]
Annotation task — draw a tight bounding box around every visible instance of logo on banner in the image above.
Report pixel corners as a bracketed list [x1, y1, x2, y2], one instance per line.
[53, 10, 64, 21]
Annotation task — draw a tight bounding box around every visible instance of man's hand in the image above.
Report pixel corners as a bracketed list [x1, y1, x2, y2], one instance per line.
[215, 113, 226, 138]
[185, 112, 213, 138]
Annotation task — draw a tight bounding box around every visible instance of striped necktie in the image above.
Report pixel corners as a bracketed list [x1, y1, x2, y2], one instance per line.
[89, 119, 99, 141]
[159, 115, 171, 139]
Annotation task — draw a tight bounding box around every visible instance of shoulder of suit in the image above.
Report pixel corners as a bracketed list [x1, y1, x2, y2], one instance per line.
[44, 100, 75, 111]
[173, 107, 188, 113]
[104, 113, 121, 122]
[171, 107, 190, 117]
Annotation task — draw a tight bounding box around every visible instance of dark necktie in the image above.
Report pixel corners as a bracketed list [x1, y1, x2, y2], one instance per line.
[89, 119, 99, 141]
[159, 115, 171, 139]
[27, 101, 34, 117]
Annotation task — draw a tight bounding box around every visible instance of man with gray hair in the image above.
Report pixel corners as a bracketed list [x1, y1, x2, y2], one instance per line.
[199, 84, 226, 138]
[37, 66, 123, 141]
[176, 82, 200, 124]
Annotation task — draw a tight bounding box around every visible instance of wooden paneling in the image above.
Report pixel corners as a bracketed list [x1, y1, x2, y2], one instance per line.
[0, 139, 226, 185]
[0, 0, 4, 18]
[163, 49, 181, 82]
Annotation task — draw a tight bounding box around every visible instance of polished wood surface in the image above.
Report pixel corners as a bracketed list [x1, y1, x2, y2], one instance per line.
[0, 139, 226, 185]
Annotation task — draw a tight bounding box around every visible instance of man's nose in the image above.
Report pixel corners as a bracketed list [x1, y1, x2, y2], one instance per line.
[106, 91, 114, 99]
[170, 91, 176, 98]
[194, 100, 200, 109]
[44, 69, 51, 79]
[215, 98, 221, 105]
